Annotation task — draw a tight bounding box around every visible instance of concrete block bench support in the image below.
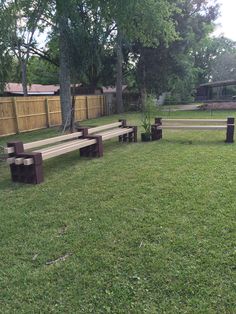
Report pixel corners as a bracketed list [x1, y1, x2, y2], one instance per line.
[151, 118, 162, 140]
[118, 120, 137, 143]
[80, 136, 103, 158]
[226, 117, 235, 143]
[7, 141, 43, 184]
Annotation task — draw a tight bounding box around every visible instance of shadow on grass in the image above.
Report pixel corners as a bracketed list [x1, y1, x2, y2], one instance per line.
[162, 139, 230, 146]
[42, 141, 121, 177]
[0, 177, 35, 191]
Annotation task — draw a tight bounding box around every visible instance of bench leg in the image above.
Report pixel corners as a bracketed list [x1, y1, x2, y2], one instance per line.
[77, 127, 89, 137]
[132, 126, 138, 142]
[127, 126, 138, 142]
[122, 133, 128, 142]
[119, 119, 127, 127]
[7, 141, 24, 157]
[9, 152, 44, 184]
[226, 117, 234, 143]
[118, 126, 138, 143]
[119, 120, 127, 142]
[151, 124, 162, 141]
[80, 136, 103, 158]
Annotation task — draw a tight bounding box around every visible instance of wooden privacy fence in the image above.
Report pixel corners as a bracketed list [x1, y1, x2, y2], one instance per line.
[0, 95, 106, 137]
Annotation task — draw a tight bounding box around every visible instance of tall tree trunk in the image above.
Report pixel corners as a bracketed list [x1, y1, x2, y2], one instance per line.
[140, 49, 147, 110]
[56, 0, 72, 129]
[116, 30, 124, 113]
[21, 60, 28, 96]
[70, 83, 76, 133]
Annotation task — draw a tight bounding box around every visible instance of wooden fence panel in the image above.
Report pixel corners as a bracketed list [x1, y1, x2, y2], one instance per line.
[87, 95, 104, 119]
[47, 97, 62, 126]
[16, 97, 47, 132]
[75, 96, 87, 121]
[0, 98, 16, 136]
[0, 95, 105, 137]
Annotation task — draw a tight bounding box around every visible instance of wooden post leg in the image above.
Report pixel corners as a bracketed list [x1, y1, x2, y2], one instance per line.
[226, 117, 235, 143]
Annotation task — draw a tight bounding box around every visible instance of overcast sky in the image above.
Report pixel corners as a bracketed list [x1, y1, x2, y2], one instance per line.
[214, 0, 236, 41]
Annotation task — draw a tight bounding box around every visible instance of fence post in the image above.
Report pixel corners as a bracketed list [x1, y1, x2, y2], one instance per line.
[86, 96, 89, 120]
[100, 96, 104, 116]
[45, 97, 51, 128]
[12, 97, 20, 134]
[226, 117, 234, 143]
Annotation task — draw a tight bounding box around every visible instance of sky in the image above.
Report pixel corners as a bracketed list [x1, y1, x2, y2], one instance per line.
[214, 0, 236, 41]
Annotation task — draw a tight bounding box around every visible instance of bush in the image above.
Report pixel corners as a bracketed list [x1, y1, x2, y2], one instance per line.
[141, 95, 157, 135]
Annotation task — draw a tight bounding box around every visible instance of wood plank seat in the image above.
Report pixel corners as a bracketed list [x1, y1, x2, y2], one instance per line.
[95, 127, 134, 141]
[151, 117, 235, 143]
[77, 119, 137, 144]
[4, 131, 83, 154]
[161, 119, 227, 123]
[87, 122, 123, 134]
[5, 119, 137, 184]
[155, 125, 227, 130]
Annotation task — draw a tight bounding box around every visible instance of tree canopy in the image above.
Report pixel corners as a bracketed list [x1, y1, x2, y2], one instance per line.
[0, 0, 229, 124]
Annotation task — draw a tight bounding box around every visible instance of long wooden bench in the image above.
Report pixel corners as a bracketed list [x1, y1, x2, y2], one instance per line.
[151, 117, 235, 143]
[5, 119, 137, 184]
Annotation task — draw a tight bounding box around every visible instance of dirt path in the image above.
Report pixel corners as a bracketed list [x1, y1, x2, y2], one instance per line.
[162, 104, 199, 111]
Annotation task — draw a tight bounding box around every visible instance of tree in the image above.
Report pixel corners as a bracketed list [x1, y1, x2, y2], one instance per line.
[0, 0, 49, 95]
[194, 36, 236, 83]
[109, 0, 177, 111]
[0, 2, 15, 93]
[27, 56, 59, 85]
[55, 0, 73, 128]
[133, 0, 219, 102]
[211, 52, 236, 81]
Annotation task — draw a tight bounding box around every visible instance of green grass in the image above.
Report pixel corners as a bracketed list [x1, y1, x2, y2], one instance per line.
[0, 111, 235, 313]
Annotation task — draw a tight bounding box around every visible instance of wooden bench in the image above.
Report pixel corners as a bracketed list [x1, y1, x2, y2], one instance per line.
[5, 119, 137, 184]
[151, 117, 235, 143]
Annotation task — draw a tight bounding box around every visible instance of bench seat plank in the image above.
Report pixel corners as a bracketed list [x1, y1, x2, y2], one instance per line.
[42, 139, 97, 160]
[33, 138, 89, 154]
[161, 119, 227, 123]
[24, 131, 83, 150]
[4, 132, 83, 154]
[95, 128, 133, 140]
[88, 122, 122, 135]
[157, 125, 227, 130]
[17, 139, 97, 165]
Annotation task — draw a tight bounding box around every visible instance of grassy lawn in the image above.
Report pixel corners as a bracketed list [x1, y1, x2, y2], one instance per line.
[0, 111, 235, 313]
